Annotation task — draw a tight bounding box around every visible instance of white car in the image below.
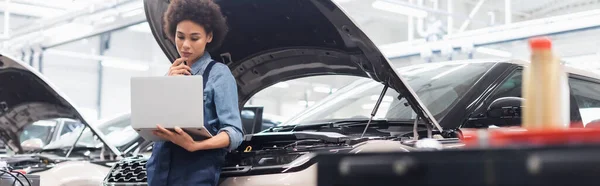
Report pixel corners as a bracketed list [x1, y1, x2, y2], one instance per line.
[0, 54, 128, 186]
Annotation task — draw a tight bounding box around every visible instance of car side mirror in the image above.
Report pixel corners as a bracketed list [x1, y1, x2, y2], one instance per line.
[488, 97, 523, 117]
[469, 97, 523, 127]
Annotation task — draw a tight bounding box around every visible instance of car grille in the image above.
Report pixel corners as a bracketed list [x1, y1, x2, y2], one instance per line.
[103, 156, 148, 186]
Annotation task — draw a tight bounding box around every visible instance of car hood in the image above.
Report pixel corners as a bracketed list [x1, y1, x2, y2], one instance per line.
[143, 0, 441, 131]
[0, 54, 121, 156]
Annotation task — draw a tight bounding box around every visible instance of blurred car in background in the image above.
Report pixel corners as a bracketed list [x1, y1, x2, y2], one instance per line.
[0, 54, 124, 186]
[1, 119, 83, 154]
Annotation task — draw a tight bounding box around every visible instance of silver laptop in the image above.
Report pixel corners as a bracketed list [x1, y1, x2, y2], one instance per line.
[130, 76, 212, 142]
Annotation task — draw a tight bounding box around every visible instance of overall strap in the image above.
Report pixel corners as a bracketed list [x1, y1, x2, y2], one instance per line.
[203, 61, 217, 88]
[202, 60, 218, 137]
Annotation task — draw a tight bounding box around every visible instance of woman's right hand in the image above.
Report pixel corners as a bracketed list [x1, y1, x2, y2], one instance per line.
[168, 57, 192, 76]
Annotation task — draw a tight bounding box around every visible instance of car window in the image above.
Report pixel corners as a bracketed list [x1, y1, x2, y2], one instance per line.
[43, 115, 136, 150]
[59, 121, 84, 139]
[20, 120, 58, 146]
[488, 70, 523, 101]
[569, 78, 600, 127]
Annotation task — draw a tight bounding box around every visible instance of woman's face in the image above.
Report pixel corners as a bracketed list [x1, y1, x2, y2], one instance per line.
[175, 20, 213, 63]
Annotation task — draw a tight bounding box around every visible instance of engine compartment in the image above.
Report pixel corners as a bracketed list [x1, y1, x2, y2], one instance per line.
[0, 154, 57, 174]
[102, 130, 463, 185]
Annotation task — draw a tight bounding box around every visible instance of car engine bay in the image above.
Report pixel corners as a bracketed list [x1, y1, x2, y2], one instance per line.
[102, 129, 463, 185]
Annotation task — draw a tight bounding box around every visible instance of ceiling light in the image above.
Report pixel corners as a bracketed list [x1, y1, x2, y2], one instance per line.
[372, 0, 428, 18]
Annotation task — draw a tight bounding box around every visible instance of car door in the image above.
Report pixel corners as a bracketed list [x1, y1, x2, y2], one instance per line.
[568, 75, 600, 128]
[465, 67, 583, 128]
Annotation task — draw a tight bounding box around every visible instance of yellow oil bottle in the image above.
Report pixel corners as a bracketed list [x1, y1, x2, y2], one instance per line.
[522, 37, 570, 130]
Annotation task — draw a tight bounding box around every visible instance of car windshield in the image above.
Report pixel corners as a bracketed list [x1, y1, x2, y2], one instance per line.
[43, 114, 136, 150]
[19, 120, 60, 146]
[283, 62, 495, 126]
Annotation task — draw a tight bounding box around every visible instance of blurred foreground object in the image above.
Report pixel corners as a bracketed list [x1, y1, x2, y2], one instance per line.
[522, 37, 570, 130]
[461, 37, 600, 148]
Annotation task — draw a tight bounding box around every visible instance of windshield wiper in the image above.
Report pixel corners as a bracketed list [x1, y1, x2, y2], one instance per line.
[270, 119, 420, 132]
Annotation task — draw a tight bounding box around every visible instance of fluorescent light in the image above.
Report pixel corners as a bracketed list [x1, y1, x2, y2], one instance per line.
[475, 47, 512, 58]
[273, 82, 289, 88]
[372, 0, 428, 18]
[101, 60, 149, 71]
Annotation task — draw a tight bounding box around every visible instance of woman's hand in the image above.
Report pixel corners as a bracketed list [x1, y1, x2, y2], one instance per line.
[153, 124, 197, 151]
[167, 57, 191, 76]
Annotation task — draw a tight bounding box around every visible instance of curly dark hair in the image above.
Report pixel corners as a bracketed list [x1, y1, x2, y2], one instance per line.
[163, 0, 228, 52]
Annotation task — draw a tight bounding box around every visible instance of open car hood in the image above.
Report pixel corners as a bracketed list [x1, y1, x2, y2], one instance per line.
[0, 54, 121, 156]
[143, 0, 442, 131]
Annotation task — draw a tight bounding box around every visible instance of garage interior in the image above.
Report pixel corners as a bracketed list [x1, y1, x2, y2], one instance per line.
[0, 0, 599, 122]
[1, 0, 600, 185]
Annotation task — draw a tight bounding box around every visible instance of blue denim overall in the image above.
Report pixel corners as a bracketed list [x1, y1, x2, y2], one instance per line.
[146, 52, 244, 186]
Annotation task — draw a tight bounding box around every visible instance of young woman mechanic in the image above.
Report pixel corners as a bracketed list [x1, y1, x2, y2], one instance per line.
[145, 0, 244, 185]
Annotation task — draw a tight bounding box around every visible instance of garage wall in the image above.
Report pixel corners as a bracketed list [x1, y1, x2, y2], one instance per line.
[100, 27, 170, 119]
[42, 37, 102, 121]
[37, 24, 170, 122]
